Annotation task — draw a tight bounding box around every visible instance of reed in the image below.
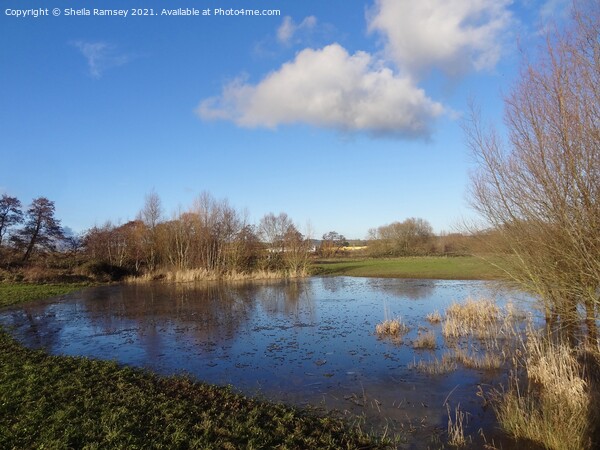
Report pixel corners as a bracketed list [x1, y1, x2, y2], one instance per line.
[375, 317, 410, 339]
[125, 268, 294, 283]
[426, 310, 442, 324]
[447, 403, 468, 447]
[409, 355, 457, 375]
[412, 330, 437, 350]
[492, 329, 591, 450]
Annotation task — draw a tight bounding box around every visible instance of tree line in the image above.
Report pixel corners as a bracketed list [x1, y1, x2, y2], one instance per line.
[0, 190, 479, 283]
[0, 192, 313, 280]
[85, 192, 313, 278]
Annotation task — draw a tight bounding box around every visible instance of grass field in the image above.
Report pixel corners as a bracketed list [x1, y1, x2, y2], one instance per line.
[312, 256, 503, 280]
[0, 283, 392, 449]
[0, 283, 88, 309]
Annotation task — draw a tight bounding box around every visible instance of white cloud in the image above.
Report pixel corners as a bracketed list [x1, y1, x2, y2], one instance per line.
[277, 16, 318, 45]
[197, 44, 445, 138]
[367, 0, 513, 76]
[72, 41, 130, 78]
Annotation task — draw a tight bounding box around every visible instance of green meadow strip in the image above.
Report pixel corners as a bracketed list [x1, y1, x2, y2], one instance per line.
[313, 256, 502, 280]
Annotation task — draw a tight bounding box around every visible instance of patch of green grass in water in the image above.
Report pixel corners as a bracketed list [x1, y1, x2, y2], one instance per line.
[313, 256, 502, 280]
[0, 283, 393, 449]
[0, 283, 86, 308]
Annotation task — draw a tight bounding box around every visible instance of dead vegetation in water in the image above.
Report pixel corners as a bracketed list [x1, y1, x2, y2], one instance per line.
[446, 403, 469, 447]
[414, 298, 599, 448]
[412, 330, 437, 350]
[441, 298, 527, 341]
[426, 310, 442, 324]
[442, 298, 501, 339]
[412, 298, 526, 375]
[409, 355, 457, 375]
[452, 348, 503, 370]
[375, 317, 410, 340]
[490, 328, 595, 450]
[125, 268, 296, 283]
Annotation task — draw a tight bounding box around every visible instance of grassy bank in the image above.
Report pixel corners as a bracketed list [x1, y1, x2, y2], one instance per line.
[313, 256, 502, 280]
[0, 283, 87, 308]
[0, 283, 391, 449]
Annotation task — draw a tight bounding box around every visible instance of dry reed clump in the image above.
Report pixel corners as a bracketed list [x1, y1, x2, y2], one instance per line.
[413, 330, 437, 350]
[442, 298, 501, 339]
[375, 317, 410, 338]
[492, 329, 591, 450]
[126, 268, 289, 284]
[409, 355, 457, 375]
[426, 310, 442, 324]
[452, 348, 503, 370]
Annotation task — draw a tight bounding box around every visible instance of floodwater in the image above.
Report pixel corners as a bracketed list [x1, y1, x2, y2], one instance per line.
[0, 277, 537, 448]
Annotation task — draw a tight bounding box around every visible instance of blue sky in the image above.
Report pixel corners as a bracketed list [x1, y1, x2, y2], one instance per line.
[0, 0, 572, 239]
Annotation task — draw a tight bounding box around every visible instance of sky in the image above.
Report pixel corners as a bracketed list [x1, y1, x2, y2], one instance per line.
[0, 0, 573, 239]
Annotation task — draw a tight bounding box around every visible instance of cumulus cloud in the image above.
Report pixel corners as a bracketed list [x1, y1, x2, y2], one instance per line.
[277, 16, 318, 45]
[367, 0, 513, 76]
[197, 1, 517, 138]
[72, 41, 130, 78]
[197, 44, 445, 138]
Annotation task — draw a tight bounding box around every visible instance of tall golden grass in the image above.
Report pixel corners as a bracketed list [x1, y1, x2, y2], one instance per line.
[375, 317, 410, 338]
[492, 328, 593, 450]
[409, 355, 457, 375]
[452, 348, 502, 370]
[412, 330, 437, 350]
[442, 298, 501, 339]
[426, 310, 442, 324]
[125, 268, 305, 283]
[446, 403, 468, 447]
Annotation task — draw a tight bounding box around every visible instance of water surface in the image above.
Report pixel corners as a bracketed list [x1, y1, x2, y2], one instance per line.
[0, 277, 535, 447]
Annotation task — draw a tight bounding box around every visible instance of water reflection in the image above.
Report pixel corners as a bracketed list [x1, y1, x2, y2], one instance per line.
[366, 278, 437, 300]
[0, 277, 535, 448]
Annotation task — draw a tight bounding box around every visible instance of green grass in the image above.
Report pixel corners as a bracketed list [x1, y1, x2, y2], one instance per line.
[312, 256, 502, 280]
[0, 283, 86, 308]
[0, 283, 393, 449]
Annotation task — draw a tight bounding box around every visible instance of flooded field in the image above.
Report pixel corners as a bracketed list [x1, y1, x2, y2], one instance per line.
[0, 277, 537, 448]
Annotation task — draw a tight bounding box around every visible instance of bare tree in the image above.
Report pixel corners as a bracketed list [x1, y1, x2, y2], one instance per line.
[139, 191, 163, 230]
[464, 3, 600, 342]
[258, 212, 294, 253]
[138, 191, 163, 270]
[163, 211, 197, 271]
[0, 194, 23, 247]
[283, 225, 313, 276]
[191, 192, 242, 272]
